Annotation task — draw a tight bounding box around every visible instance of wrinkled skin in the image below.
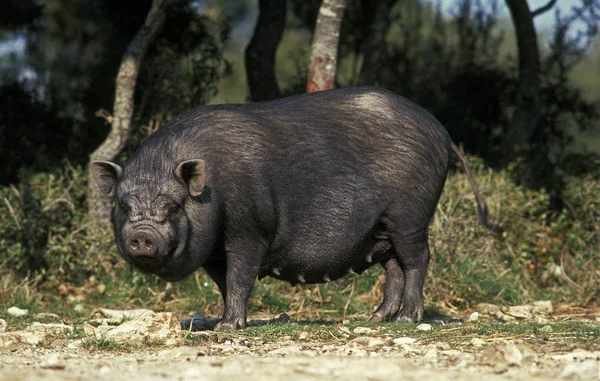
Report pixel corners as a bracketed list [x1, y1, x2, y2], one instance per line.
[92, 87, 452, 330]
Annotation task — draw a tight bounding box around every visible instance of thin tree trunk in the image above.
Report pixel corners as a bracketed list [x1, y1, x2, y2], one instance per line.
[245, 0, 287, 102]
[88, 0, 171, 230]
[358, 0, 395, 86]
[502, 0, 544, 158]
[306, 0, 347, 93]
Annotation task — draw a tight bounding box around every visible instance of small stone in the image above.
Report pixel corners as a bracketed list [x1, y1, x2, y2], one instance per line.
[560, 360, 598, 380]
[40, 353, 66, 369]
[348, 336, 386, 348]
[531, 300, 553, 315]
[539, 325, 553, 333]
[503, 305, 533, 320]
[502, 344, 524, 367]
[99, 366, 111, 375]
[416, 323, 432, 331]
[552, 349, 600, 362]
[96, 283, 106, 294]
[34, 313, 62, 322]
[479, 344, 523, 369]
[352, 327, 372, 335]
[7, 306, 28, 317]
[471, 338, 486, 346]
[298, 331, 309, 340]
[423, 348, 437, 359]
[465, 312, 479, 322]
[67, 339, 84, 349]
[73, 304, 86, 313]
[476, 303, 501, 315]
[83, 324, 97, 336]
[0, 319, 7, 333]
[393, 337, 417, 345]
[366, 338, 386, 347]
[494, 311, 515, 322]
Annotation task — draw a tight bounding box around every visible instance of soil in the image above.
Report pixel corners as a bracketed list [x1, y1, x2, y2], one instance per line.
[1, 308, 599, 381]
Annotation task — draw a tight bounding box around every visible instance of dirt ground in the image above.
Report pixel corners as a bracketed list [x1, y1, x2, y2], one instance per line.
[1, 307, 599, 381]
[1, 335, 599, 381]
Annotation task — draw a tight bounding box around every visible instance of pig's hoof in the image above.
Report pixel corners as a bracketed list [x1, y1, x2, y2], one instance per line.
[394, 307, 424, 323]
[215, 319, 246, 331]
[368, 312, 390, 323]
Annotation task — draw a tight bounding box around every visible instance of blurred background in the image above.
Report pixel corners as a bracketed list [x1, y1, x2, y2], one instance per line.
[0, 0, 598, 319]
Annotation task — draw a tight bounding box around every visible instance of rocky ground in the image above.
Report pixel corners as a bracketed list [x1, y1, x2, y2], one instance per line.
[1, 303, 598, 381]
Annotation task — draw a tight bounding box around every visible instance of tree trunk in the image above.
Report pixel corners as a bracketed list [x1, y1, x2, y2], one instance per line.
[87, 0, 171, 231]
[306, 0, 347, 93]
[502, 0, 542, 158]
[358, 0, 395, 86]
[245, 0, 287, 102]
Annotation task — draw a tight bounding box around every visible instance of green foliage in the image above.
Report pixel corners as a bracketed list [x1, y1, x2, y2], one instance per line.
[0, 0, 230, 185]
[139, 3, 231, 120]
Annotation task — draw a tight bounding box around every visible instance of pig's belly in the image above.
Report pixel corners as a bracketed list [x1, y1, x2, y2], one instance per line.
[259, 238, 394, 285]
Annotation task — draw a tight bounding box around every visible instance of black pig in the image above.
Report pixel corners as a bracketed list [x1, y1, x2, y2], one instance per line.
[92, 87, 490, 330]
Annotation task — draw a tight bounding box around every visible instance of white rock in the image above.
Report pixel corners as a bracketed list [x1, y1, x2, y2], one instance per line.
[104, 312, 182, 345]
[560, 360, 597, 380]
[67, 339, 84, 349]
[466, 312, 479, 322]
[298, 331, 309, 340]
[393, 337, 417, 345]
[531, 300, 553, 315]
[349, 336, 386, 347]
[26, 322, 73, 333]
[479, 344, 523, 368]
[0, 331, 41, 346]
[502, 344, 524, 367]
[40, 353, 66, 369]
[352, 327, 373, 335]
[73, 304, 86, 313]
[470, 338, 486, 346]
[0, 319, 7, 333]
[534, 316, 550, 324]
[539, 325, 553, 333]
[7, 306, 28, 317]
[34, 313, 62, 321]
[423, 348, 437, 359]
[416, 324, 432, 331]
[552, 349, 600, 362]
[503, 305, 533, 320]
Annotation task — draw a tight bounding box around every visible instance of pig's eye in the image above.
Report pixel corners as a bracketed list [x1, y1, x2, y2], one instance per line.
[166, 203, 180, 214]
[119, 203, 130, 214]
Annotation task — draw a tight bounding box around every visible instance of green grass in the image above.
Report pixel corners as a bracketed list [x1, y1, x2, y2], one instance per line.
[178, 319, 600, 353]
[81, 336, 139, 351]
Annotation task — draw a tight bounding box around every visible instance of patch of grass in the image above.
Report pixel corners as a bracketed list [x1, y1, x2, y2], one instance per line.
[82, 336, 139, 352]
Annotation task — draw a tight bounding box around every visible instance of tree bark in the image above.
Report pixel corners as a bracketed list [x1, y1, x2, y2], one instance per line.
[88, 0, 171, 230]
[245, 0, 287, 102]
[358, 0, 395, 86]
[502, 0, 548, 158]
[306, 0, 347, 93]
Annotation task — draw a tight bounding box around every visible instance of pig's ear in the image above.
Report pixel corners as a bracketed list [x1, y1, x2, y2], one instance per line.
[175, 159, 206, 197]
[91, 161, 122, 198]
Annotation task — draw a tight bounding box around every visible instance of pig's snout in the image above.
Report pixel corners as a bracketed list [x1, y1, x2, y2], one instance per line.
[126, 231, 158, 258]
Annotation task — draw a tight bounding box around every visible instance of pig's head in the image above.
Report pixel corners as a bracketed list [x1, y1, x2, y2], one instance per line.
[91, 159, 209, 281]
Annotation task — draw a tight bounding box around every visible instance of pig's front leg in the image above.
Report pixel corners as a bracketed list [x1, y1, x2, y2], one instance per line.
[214, 239, 265, 330]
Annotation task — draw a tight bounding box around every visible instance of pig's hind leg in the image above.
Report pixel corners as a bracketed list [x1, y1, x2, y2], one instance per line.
[391, 232, 430, 322]
[368, 256, 405, 322]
